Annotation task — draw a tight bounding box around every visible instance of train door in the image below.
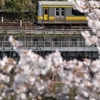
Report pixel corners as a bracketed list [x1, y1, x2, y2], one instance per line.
[61, 8, 65, 22]
[43, 8, 49, 21]
[55, 8, 65, 22]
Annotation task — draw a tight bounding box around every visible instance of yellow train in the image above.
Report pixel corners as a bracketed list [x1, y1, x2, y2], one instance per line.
[37, 1, 87, 28]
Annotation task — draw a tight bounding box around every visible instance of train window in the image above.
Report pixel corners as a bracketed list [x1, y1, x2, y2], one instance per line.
[72, 9, 84, 16]
[61, 8, 65, 16]
[56, 8, 59, 16]
[45, 9, 47, 14]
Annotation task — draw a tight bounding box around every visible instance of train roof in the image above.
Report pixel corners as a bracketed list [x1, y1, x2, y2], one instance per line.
[38, 1, 100, 7]
[38, 1, 73, 6]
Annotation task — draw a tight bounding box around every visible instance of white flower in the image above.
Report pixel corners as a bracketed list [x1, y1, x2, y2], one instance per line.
[89, 1, 99, 8]
[41, 70, 47, 75]
[9, 35, 23, 50]
[88, 20, 96, 32]
[83, 58, 91, 66]
[28, 76, 35, 83]
[1, 92, 6, 98]
[9, 35, 14, 43]
[90, 66, 98, 73]
[6, 76, 10, 83]
[72, 59, 78, 64]
[78, 61, 83, 68]
[82, 91, 89, 98]
[88, 19, 100, 32]
[85, 35, 98, 46]
[88, 12, 97, 20]
[0, 74, 10, 83]
[15, 84, 28, 94]
[80, 83, 85, 88]
[81, 31, 91, 39]
[0, 61, 5, 68]
[75, 77, 80, 83]
[93, 80, 99, 88]
[37, 85, 45, 92]
[0, 96, 3, 100]
[94, 9, 100, 18]
[14, 74, 26, 83]
[20, 93, 26, 100]
[91, 35, 98, 44]
[74, 5, 85, 13]
[38, 56, 45, 68]
[84, 74, 89, 80]
[89, 97, 96, 100]
[97, 31, 100, 37]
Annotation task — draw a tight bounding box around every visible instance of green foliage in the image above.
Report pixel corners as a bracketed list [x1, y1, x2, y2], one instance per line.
[0, 0, 5, 9]
[5, 0, 26, 12]
[3, 0, 35, 20]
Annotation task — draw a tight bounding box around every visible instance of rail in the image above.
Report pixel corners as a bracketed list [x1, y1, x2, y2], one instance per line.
[0, 26, 92, 34]
[0, 41, 98, 52]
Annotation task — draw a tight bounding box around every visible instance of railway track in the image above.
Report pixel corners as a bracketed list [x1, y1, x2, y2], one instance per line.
[0, 22, 91, 34]
[0, 22, 89, 28]
[0, 27, 91, 34]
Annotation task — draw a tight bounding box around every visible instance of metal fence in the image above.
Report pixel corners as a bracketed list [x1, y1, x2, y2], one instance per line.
[0, 40, 97, 52]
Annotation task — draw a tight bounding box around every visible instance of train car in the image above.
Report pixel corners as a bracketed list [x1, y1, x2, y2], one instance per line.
[37, 1, 87, 28]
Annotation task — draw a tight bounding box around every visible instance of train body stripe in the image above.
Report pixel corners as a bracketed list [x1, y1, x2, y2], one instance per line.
[37, 16, 86, 21]
[49, 16, 55, 20]
[37, 16, 55, 20]
[66, 16, 86, 20]
[37, 16, 43, 20]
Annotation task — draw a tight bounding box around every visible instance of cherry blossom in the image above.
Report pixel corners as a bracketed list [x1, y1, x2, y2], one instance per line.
[0, 0, 100, 100]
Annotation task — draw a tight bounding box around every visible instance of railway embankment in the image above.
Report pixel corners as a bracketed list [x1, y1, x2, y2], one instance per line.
[0, 23, 97, 60]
